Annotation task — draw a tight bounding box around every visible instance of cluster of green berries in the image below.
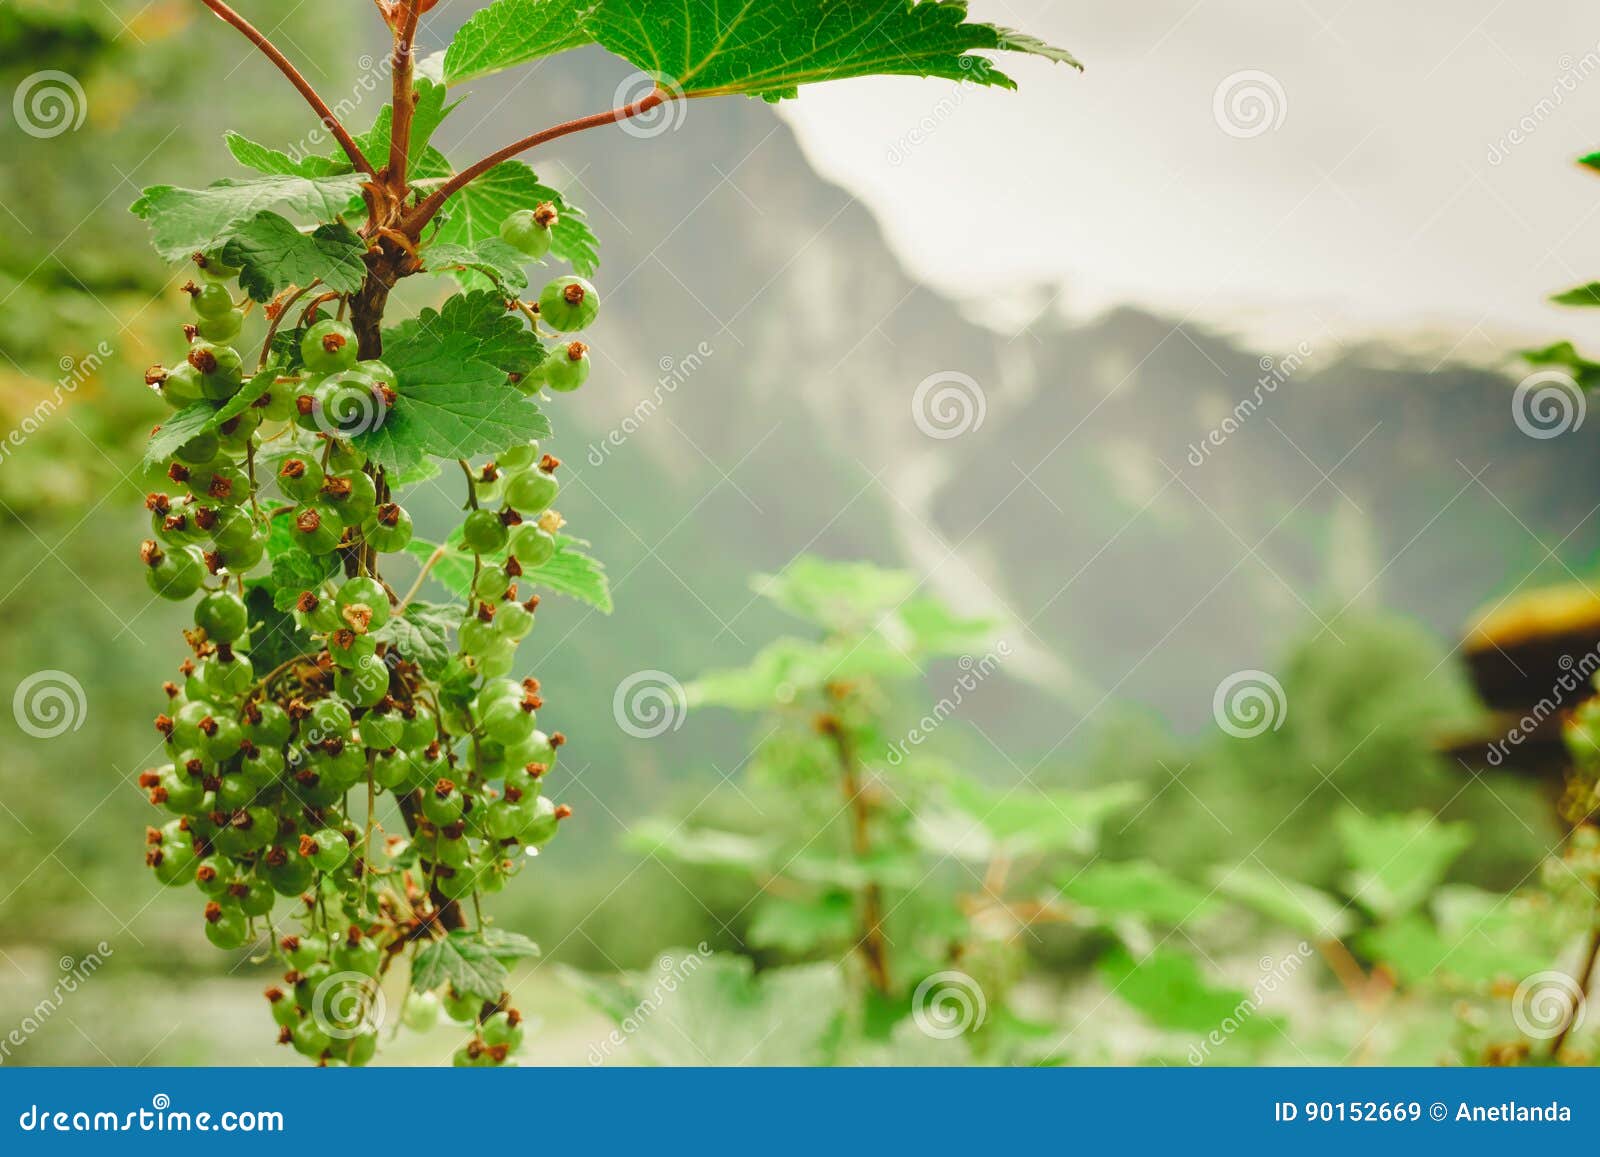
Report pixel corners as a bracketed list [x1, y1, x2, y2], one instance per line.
[138, 216, 593, 1064]
[500, 202, 597, 394]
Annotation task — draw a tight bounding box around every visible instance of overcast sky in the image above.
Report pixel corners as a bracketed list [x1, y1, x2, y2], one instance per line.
[778, 0, 1600, 353]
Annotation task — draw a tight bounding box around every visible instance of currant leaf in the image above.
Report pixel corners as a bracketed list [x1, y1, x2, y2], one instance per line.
[220, 212, 368, 301]
[142, 402, 221, 467]
[587, 0, 1081, 102]
[371, 600, 456, 677]
[412, 932, 511, 1000]
[130, 174, 367, 262]
[224, 131, 350, 178]
[442, 0, 596, 85]
[422, 238, 532, 293]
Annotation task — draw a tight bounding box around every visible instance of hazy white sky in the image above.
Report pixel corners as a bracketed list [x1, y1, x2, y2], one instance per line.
[779, 0, 1600, 351]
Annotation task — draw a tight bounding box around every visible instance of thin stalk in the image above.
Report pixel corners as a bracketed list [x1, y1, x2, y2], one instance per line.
[387, 0, 423, 191]
[824, 716, 892, 995]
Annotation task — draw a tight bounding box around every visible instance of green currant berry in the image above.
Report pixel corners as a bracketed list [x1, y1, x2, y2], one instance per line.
[508, 524, 556, 568]
[500, 205, 557, 259]
[499, 441, 539, 471]
[291, 504, 342, 555]
[522, 795, 563, 847]
[160, 362, 207, 408]
[140, 540, 204, 600]
[475, 564, 512, 602]
[362, 503, 413, 553]
[496, 601, 535, 640]
[312, 373, 385, 439]
[481, 696, 536, 746]
[191, 282, 234, 320]
[277, 456, 324, 502]
[281, 933, 326, 971]
[401, 990, 440, 1033]
[200, 714, 244, 760]
[421, 779, 464, 825]
[461, 509, 510, 555]
[480, 1010, 525, 1051]
[334, 659, 388, 708]
[300, 828, 350, 873]
[197, 308, 243, 344]
[371, 747, 412, 790]
[195, 590, 249, 642]
[402, 706, 437, 750]
[301, 319, 358, 373]
[266, 987, 300, 1028]
[174, 431, 220, 466]
[294, 591, 341, 633]
[328, 627, 378, 668]
[361, 709, 406, 752]
[506, 468, 558, 515]
[537, 276, 599, 332]
[543, 341, 589, 392]
[332, 927, 381, 976]
[193, 856, 231, 897]
[241, 701, 292, 747]
[307, 698, 353, 741]
[237, 877, 276, 917]
[336, 576, 390, 631]
[187, 342, 244, 398]
[290, 1018, 331, 1060]
[203, 901, 250, 950]
[459, 615, 498, 657]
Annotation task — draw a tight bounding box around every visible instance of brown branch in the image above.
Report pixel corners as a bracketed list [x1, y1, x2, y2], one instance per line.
[386, 0, 423, 192]
[404, 91, 672, 235]
[197, 0, 378, 179]
[1550, 922, 1600, 1057]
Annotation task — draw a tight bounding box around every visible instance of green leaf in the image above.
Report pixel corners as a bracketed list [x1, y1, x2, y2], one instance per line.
[1336, 810, 1472, 920]
[1059, 860, 1217, 926]
[561, 953, 846, 1065]
[224, 131, 350, 178]
[939, 777, 1138, 857]
[479, 927, 542, 961]
[422, 238, 531, 293]
[523, 535, 613, 613]
[404, 539, 478, 601]
[1099, 946, 1277, 1039]
[142, 402, 220, 467]
[746, 892, 857, 953]
[1210, 863, 1352, 940]
[588, 0, 1080, 103]
[220, 212, 367, 301]
[357, 292, 550, 472]
[895, 595, 998, 656]
[411, 932, 511, 1000]
[371, 599, 457, 677]
[1551, 283, 1600, 307]
[130, 174, 367, 262]
[443, 0, 596, 84]
[426, 160, 600, 276]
